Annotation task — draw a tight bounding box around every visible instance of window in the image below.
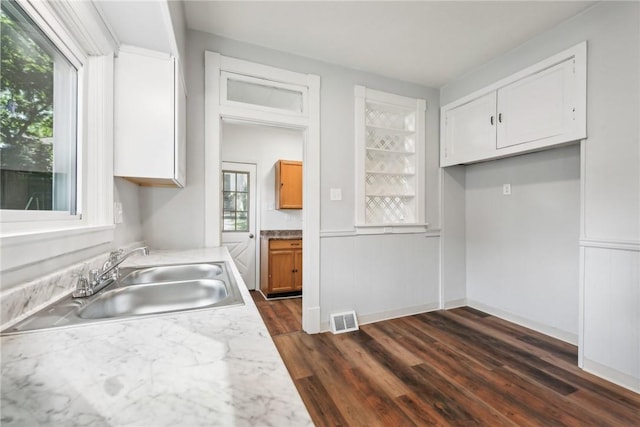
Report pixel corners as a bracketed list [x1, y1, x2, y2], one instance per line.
[355, 85, 427, 233]
[0, 0, 116, 276]
[1, 0, 79, 215]
[221, 72, 307, 116]
[222, 170, 249, 231]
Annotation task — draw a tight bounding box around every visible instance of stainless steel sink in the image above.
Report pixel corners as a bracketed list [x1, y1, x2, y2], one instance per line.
[78, 279, 230, 319]
[118, 263, 223, 286]
[2, 262, 244, 334]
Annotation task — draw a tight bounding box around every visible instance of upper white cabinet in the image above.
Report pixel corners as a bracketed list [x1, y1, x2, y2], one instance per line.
[443, 92, 496, 165]
[114, 45, 186, 187]
[441, 42, 586, 167]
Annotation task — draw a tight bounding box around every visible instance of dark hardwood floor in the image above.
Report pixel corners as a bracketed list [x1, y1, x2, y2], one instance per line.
[250, 291, 640, 426]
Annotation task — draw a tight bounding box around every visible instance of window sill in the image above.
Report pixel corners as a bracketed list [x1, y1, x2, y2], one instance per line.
[1, 224, 115, 272]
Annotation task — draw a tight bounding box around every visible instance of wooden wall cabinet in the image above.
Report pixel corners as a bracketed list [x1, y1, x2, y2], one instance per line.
[114, 45, 186, 187]
[441, 42, 586, 167]
[275, 160, 302, 209]
[261, 239, 302, 296]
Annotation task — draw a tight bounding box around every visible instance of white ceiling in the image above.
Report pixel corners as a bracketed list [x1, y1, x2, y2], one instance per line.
[184, 1, 596, 88]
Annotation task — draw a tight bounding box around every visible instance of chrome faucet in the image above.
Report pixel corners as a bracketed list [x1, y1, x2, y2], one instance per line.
[72, 246, 149, 298]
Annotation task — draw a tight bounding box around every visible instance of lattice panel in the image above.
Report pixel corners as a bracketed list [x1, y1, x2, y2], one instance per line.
[366, 151, 414, 174]
[365, 173, 413, 196]
[365, 104, 415, 131]
[365, 196, 414, 224]
[366, 128, 415, 152]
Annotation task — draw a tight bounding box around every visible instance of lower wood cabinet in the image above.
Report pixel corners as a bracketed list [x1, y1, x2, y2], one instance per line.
[261, 239, 302, 296]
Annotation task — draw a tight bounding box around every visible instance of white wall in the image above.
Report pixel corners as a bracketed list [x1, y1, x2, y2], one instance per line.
[321, 234, 440, 329]
[441, 166, 466, 308]
[441, 1, 640, 391]
[221, 122, 303, 231]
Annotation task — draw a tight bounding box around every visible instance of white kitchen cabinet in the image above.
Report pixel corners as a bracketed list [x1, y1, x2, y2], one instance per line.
[441, 42, 586, 167]
[114, 45, 186, 187]
[496, 59, 575, 149]
[442, 92, 496, 165]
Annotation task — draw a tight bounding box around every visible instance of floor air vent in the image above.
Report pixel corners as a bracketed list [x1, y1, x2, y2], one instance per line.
[330, 311, 359, 334]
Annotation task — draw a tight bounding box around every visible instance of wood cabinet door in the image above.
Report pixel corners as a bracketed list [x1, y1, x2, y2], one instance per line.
[442, 92, 496, 166]
[268, 250, 295, 293]
[496, 59, 574, 149]
[293, 249, 303, 291]
[277, 160, 303, 209]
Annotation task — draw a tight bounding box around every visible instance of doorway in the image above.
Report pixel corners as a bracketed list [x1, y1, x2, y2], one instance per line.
[221, 122, 304, 295]
[205, 52, 321, 333]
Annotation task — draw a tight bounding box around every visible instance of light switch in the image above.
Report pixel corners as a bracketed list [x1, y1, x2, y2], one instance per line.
[330, 188, 342, 201]
[502, 184, 511, 196]
[114, 202, 124, 224]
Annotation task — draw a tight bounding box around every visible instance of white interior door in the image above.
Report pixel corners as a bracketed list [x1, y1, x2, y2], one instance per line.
[221, 162, 257, 289]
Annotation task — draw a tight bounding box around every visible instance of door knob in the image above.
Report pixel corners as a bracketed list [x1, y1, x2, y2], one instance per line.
[249, 234, 254, 239]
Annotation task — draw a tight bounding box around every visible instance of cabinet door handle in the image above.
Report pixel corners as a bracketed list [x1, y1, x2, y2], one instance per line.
[490, 115, 494, 125]
[498, 113, 503, 123]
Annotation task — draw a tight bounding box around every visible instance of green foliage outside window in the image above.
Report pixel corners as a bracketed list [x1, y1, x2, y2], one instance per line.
[0, 4, 54, 174]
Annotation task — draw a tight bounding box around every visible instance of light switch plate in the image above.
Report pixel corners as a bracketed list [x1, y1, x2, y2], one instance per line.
[502, 184, 512, 195]
[330, 188, 342, 201]
[114, 202, 123, 223]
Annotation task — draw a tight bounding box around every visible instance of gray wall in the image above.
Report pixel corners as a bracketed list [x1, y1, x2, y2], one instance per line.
[139, 29, 442, 323]
[113, 177, 143, 247]
[465, 146, 580, 340]
[440, 1, 639, 389]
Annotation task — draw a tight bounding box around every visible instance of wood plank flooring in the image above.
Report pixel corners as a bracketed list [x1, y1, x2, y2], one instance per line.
[250, 292, 640, 426]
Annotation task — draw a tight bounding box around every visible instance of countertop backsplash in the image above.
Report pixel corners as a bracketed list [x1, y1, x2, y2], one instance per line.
[260, 229, 302, 239]
[0, 241, 146, 331]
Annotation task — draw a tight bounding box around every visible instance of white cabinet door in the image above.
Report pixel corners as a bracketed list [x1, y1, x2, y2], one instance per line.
[441, 92, 496, 166]
[114, 46, 185, 187]
[497, 59, 575, 149]
[174, 62, 187, 186]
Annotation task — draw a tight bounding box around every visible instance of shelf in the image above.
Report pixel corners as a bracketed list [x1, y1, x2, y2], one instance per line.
[365, 124, 415, 135]
[365, 193, 415, 198]
[365, 147, 415, 155]
[365, 171, 415, 176]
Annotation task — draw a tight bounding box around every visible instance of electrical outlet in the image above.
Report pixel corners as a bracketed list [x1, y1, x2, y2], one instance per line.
[330, 188, 342, 201]
[502, 184, 512, 196]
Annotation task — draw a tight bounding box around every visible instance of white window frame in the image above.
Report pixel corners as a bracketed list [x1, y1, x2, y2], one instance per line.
[0, 0, 117, 272]
[354, 85, 428, 234]
[220, 71, 308, 117]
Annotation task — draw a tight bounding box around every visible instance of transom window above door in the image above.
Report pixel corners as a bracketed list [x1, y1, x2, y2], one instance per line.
[220, 72, 307, 116]
[222, 170, 249, 231]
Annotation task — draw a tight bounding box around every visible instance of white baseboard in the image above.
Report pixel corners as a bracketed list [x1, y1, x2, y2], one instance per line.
[583, 357, 640, 394]
[467, 299, 578, 345]
[320, 302, 440, 333]
[303, 305, 321, 334]
[444, 298, 467, 309]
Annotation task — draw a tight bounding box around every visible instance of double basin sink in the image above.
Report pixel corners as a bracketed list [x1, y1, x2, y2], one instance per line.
[3, 262, 244, 334]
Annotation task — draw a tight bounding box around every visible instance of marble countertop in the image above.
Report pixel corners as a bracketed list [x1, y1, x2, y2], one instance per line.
[0, 248, 312, 426]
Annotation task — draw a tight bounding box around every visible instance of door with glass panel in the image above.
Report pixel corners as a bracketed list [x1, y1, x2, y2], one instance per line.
[221, 162, 257, 289]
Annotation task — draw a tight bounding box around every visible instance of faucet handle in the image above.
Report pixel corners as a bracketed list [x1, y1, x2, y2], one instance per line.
[72, 274, 90, 298]
[89, 269, 100, 285]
